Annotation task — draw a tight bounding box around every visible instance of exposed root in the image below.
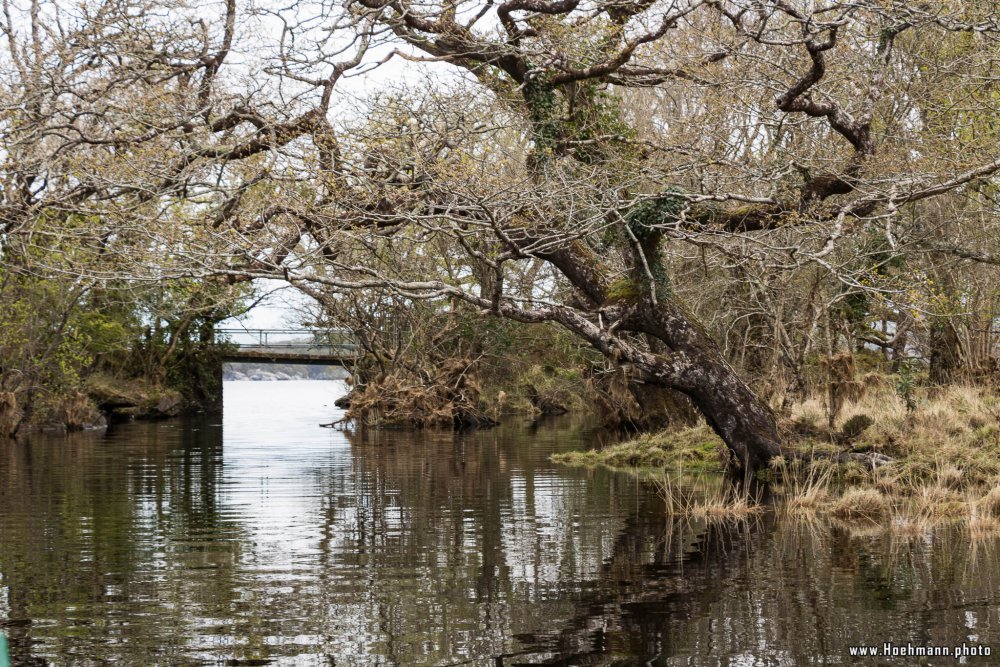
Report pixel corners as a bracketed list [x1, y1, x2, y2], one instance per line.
[0, 391, 20, 437]
[54, 390, 106, 431]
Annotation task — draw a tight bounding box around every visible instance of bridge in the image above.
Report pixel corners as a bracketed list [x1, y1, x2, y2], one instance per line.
[214, 328, 358, 365]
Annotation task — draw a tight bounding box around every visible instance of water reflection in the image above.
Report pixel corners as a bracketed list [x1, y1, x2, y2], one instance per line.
[0, 381, 999, 665]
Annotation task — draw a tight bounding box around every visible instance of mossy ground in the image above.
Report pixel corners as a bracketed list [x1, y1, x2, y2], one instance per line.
[550, 424, 726, 472]
[85, 374, 183, 419]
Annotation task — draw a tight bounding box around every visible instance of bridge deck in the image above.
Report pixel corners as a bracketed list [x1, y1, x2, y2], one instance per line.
[215, 328, 357, 366]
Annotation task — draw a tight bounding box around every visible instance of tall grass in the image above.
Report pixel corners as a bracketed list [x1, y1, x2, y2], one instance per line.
[650, 470, 763, 519]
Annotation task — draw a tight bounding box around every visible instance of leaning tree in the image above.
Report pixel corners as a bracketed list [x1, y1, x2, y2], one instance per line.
[7, 0, 1000, 470]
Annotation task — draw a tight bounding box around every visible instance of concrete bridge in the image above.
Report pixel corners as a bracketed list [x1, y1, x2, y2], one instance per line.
[214, 328, 358, 366]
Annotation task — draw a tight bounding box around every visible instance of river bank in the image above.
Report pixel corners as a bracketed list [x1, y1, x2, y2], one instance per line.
[552, 383, 1000, 533]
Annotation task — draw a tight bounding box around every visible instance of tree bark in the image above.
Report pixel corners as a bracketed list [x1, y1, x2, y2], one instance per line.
[531, 235, 784, 473]
[635, 302, 784, 473]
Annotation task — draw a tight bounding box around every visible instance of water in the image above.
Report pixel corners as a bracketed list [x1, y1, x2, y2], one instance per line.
[1, 381, 1000, 665]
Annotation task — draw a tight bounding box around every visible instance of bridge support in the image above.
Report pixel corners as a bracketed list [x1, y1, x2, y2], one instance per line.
[205, 328, 357, 412]
[173, 348, 225, 414]
[207, 358, 224, 414]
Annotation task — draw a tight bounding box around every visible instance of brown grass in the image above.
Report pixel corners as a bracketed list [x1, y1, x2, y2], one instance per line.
[979, 486, 1000, 519]
[773, 385, 1000, 532]
[692, 488, 764, 520]
[830, 488, 891, 521]
[345, 360, 495, 428]
[552, 382, 1000, 533]
[772, 456, 833, 517]
[968, 513, 1000, 540]
[650, 471, 763, 519]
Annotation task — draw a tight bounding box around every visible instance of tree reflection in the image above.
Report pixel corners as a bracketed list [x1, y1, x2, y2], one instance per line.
[3, 415, 1000, 665]
[0, 419, 247, 665]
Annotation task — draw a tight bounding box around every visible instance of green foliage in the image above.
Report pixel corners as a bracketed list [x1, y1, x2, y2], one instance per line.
[0, 251, 250, 428]
[524, 74, 561, 162]
[74, 311, 133, 358]
[894, 359, 919, 413]
[0, 269, 95, 424]
[626, 191, 686, 233]
[166, 345, 227, 413]
[621, 192, 685, 297]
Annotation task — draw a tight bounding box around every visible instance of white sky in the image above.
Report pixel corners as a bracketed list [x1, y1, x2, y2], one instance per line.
[220, 278, 318, 330]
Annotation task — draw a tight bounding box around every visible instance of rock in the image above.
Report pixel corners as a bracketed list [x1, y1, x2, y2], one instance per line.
[154, 394, 183, 417]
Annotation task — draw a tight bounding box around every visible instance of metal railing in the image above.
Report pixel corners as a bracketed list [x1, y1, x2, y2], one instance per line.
[214, 328, 358, 357]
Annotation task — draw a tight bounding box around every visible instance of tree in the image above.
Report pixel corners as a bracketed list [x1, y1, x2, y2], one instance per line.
[6, 1, 1000, 470]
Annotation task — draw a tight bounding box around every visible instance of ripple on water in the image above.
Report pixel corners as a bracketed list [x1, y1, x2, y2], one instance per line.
[3, 381, 1000, 665]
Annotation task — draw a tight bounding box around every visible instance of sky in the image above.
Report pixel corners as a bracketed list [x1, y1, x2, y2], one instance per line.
[220, 279, 319, 330]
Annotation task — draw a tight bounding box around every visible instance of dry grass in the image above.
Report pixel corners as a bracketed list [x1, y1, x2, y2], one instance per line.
[650, 471, 763, 519]
[978, 486, 1000, 518]
[345, 360, 496, 428]
[833, 385, 1000, 489]
[965, 486, 1000, 539]
[914, 485, 964, 517]
[830, 488, 891, 521]
[691, 488, 764, 520]
[772, 456, 833, 517]
[968, 513, 1000, 540]
[552, 382, 1000, 533]
[890, 515, 931, 538]
[781, 384, 1000, 530]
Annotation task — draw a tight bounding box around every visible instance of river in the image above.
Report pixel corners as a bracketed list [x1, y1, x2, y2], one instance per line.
[1, 380, 999, 665]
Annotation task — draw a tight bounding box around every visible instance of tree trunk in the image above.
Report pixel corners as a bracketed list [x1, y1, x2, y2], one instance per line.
[928, 259, 962, 385]
[637, 304, 783, 473]
[929, 320, 961, 385]
[536, 240, 784, 474]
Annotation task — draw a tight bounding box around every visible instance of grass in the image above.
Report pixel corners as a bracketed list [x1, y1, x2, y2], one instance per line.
[790, 384, 1000, 489]
[649, 470, 763, 518]
[552, 382, 1000, 533]
[770, 456, 833, 517]
[830, 488, 891, 521]
[550, 424, 726, 472]
[692, 486, 763, 520]
[775, 383, 1000, 535]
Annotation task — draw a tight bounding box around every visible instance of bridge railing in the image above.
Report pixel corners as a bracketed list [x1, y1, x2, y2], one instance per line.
[214, 328, 358, 357]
